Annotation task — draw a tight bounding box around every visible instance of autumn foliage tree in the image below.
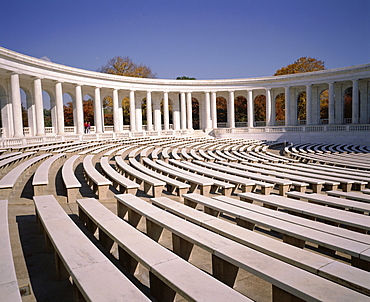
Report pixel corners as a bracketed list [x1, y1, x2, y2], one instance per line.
[95, 56, 157, 125]
[274, 57, 325, 76]
[273, 57, 325, 122]
[98, 56, 157, 78]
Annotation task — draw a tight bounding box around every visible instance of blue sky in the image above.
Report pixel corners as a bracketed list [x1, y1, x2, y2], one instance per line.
[1, 0, 369, 80]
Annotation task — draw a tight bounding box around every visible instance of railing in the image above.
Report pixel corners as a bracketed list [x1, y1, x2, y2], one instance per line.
[217, 122, 227, 128]
[235, 122, 248, 127]
[255, 121, 266, 127]
[64, 126, 75, 133]
[214, 124, 370, 135]
[103, 126, 114, 132]
[45, 127, 54, 134]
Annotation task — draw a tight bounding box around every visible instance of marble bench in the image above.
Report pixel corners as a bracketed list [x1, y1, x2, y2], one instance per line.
[115, 194, 370, 302]
[83, 155, 112, 199]
[287, 191, 370, 214]
[33, 195, 150, 302]
[219, 161, 309, 194]
[33, 153, 66, 196]
[77, 197, 249, 302]
[129, 157, 190, 200]
[240, 161, 331, 193]
[115, 156, 165, 197]
[166, 159, 235, 196]
[326, 190, 370, 203]
[0, 200, 22, 302]
[0, 152, 37, 171]
[151, 195, 370, 295]
[195, 160, 289, 195]
[62, 155, 81, 203]
[0, 153, 51, 199]
[143, 158, 213, 196]
[100, 156, 139, 195]
[169, 159, 257, 194]
[239, 192, 370, 234]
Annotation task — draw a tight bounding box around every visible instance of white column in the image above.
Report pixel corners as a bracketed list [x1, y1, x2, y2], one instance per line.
[247, 90, 254, 128]
[112, 89, 120, 132]
[153, 94, 161, 131]
[171, 93, 180, 131]
[265, 88, 272, 126]
[10, 73, 23, 137]
[94, 87, 103, 133]
[118, 92, 123, 131]
[284, 87, 290, 126]
[135, 96, 142, 131]
[180, 92, 186, 130]
[271, 91, 276, 126]
[228, 91, 235, 128]
[129, 90, 136, 131]
[55, 82, 64, 134]
[328, 82, 335, 125]
[306, 84, 312, 125]
[163, 91, 169, 130]
[146, 91, 153, 131]
[211, 92, 217, 128]
[186, 92, 193, 129]
[352, 79, 359, 124]
[75, 85, 84, 134]
[204, 91, 211, 129]
[33, 78, 45, 135]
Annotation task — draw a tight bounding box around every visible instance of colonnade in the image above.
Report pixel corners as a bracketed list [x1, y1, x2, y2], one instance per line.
[0, 47, 369, 138]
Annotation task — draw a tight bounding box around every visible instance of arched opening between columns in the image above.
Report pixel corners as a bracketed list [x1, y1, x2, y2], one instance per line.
[297, 91, 306, 125]
[275, 93, 285, 125]
[82, 95, 95, 133]
[122, 96, 130, 128]
[63, 93, 74, 127]
[216, 97, 227, 127]
[20, 88, 30, 132]
[102, 95, 113, 126]
[192, 98, 200, 130]
[42, 91, 52, 128]
[320, 89, 329, 124]
[254, 94, 266, 126]
[343, 87, 360, 124]
[235, 96, 247, 127]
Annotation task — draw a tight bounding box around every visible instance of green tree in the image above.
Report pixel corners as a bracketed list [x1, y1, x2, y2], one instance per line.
[44, 109, 52, 127]
[274, 57, 325, 76]
[176, 76, 196, 80]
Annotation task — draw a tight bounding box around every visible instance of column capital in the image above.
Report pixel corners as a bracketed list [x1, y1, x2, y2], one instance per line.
[31, 76, 44, 80]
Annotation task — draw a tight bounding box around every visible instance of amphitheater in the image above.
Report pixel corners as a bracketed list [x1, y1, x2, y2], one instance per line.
[1, 46, 370, 302]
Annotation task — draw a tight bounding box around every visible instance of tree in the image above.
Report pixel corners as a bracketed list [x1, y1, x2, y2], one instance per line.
[274, 57, 325, 76]
[176, 76, 196, 80]
[274, 57, 325, 122]
[98, 56, 157, 78]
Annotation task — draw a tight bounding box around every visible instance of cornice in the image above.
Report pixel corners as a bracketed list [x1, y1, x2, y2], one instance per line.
[1, 46, 369, 91]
